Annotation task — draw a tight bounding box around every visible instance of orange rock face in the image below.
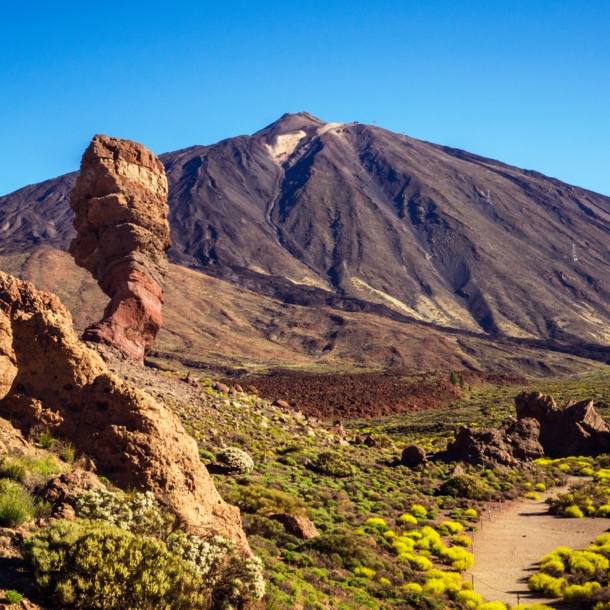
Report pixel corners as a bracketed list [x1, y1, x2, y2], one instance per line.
[69, 135, 171, 363]
[0, 272, 249, 552]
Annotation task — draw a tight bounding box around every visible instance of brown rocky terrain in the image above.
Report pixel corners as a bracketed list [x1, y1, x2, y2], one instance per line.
[228, 371, 527, 420]
[69, 135, 171, 362]
[1, 112, 610, 353]
[0, 271, 248, 551]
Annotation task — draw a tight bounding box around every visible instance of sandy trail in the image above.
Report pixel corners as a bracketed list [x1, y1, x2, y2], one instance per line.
[466, 484, 610, 605]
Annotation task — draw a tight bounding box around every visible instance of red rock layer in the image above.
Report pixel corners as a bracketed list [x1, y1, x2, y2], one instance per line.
[69, 135, 171, 363]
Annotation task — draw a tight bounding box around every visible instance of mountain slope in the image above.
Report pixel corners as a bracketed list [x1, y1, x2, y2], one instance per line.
[2, 112, 610, 348]
[1, 248, 603, 376]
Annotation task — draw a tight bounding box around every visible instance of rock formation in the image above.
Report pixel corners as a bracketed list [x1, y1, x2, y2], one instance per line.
[0, 272, 248, 552]
[446, 418, 544, 468]
[69, 135, 171, 363]
[401, 445, 428, 468]
[515, 391, 610, 457]
[267, 514, 319, 540]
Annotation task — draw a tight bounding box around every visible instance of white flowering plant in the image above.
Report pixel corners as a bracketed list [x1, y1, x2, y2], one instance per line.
[75, 486, 168, 537]
[216, 447, 254, 474]
[74, 487, 265, 604]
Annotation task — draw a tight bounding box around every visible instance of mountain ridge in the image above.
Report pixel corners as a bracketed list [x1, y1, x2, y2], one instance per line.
[2, 112, 610, 352]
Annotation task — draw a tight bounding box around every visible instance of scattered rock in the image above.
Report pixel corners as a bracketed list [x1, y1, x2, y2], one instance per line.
[515, 391, 610, 457]
[329, 420, 345, 438]
[0, 272, 249, 553]
[41, 469, 103, 506]
[53, 503, 76, 521]
[452, 463, 466, 476]
[401, 445, 427, 468]
[267, 513, 319, 539]
[69, 135, 171, 363]
[185, 371, 198, 386]
[446, 417, 543, 468]
[363, 435, 378, 448]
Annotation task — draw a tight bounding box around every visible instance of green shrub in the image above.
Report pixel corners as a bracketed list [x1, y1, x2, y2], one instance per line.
[452, 535, 472, 547]
[564, 505, 584, 518]
[198, 449, 215, 461]
[563, 582, 601, 606]
[525, 492, 540, 501]
[397, 513, 418, 525]
[305, 530, 384, 570]
[528, 573, 567, 597]
[455, 589, 483, 608]
[423, 578, 445, 594]
[403, 583, 423, 593]
[353, 567, 376, 579]
[410, 504, 428, 519]
[37, 431, 54, 449]
[0, 484, 35, 527]
[5, 590, 23, 604]
[438, 520, 463, 535]
[439, 475, 494, 500]
[224, 485, 306, 516]
[22, 520, 264, 609]
[60, 443, 76, 463]
[313, 452, 355, 477]
[0, 458, 26, 482]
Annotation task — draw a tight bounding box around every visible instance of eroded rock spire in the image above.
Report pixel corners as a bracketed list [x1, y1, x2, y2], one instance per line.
[69, 135, 171, 362]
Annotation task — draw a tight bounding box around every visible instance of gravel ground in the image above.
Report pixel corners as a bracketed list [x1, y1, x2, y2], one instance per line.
[467, 483, 610, 606]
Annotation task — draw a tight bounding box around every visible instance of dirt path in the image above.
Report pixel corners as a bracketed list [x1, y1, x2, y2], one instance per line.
[466, 484, 610, 605]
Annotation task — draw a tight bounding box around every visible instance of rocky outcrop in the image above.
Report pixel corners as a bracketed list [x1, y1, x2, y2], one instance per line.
[0, 272, 248, 552]
[41, 469, 103, 507]
[69, 135, 171, 363]
[515, 391, 610, 457]
[401, 445, 427, 468]
[446, 418, 544, 468]
[267, 513, 319, 540]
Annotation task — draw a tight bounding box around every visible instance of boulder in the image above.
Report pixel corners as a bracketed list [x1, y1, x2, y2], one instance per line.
[515, 391, 610, 457]
[0, 272, 249, 553]
[446, 417, 543, 468]
[401, 445, 427, 467]
[267, 513, 319, 540]
[214, 382, 230, 394]
[273, 399, 291, 409]
[41, 469, 103, 506]
[69, 135, 171, 364]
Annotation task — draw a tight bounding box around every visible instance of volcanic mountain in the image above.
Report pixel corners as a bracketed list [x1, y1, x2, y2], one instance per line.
[1, 112, 610, 369]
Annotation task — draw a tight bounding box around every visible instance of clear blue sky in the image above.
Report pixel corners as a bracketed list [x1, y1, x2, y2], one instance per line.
[1, 1, 609, 196]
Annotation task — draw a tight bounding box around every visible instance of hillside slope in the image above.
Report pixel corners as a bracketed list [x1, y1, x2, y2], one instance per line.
[1, 248, 604, 377]
[2, 112, 610, 348]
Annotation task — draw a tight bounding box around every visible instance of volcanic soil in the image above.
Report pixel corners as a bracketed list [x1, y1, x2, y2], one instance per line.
[228, 370, 528, 419]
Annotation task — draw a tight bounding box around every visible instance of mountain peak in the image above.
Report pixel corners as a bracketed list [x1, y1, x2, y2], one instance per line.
[254, 112, 326, 139]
